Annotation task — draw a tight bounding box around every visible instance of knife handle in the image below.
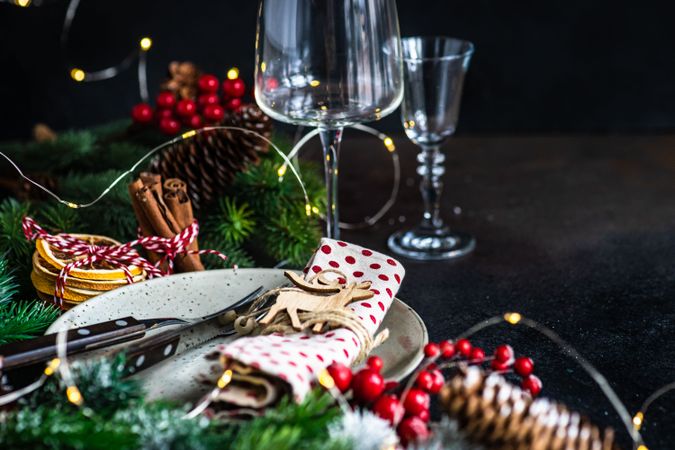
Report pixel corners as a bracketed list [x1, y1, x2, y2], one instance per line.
[124, 331, 180, 374]
[0, 317, 147, 371]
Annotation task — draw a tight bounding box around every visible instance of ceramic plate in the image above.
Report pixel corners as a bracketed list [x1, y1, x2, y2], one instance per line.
[47, 268, 427, 403]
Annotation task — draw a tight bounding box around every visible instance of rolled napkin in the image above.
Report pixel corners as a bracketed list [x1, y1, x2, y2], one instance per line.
[208, 239, 405, 410]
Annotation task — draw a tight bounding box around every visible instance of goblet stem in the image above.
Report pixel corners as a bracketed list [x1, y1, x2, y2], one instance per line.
[319, 127, 343, 239]
[418, 144, 446, 230]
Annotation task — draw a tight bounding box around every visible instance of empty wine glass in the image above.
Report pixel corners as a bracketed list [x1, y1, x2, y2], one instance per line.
[254, 0, 404, 239]
[388, 36, 475, 260]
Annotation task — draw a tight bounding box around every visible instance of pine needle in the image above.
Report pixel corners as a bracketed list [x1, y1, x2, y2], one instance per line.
[0, 300, 60, 345]
[0, 257, 19, 306]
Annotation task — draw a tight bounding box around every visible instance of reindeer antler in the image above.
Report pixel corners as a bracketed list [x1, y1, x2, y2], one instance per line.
[284, 271, 341, 293]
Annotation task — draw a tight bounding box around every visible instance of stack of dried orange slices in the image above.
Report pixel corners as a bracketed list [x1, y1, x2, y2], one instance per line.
[30, 234, 147, 310]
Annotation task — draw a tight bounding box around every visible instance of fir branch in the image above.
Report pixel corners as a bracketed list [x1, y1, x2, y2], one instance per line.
[0, 198, 33, 272]
[37, 202, 79, 234]
[232, 389, 348, 450]
[24, 354, 143, 415]
[0, 256, 19, 306]
[57, 171, 137, 241]
[263, 205, 322, 267]
[199, 231, 255, 269]
[0, 301, 60, 344]
[211, 197, 256, 245]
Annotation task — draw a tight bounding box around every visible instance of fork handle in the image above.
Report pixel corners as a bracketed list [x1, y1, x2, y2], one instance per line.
[0, 317, 147, 371]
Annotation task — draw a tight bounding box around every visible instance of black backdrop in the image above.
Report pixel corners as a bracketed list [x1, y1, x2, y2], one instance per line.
[2, 0, 675, 138]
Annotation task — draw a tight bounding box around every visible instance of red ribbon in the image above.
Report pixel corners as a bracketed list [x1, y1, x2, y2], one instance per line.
[22, 216, 228, 306]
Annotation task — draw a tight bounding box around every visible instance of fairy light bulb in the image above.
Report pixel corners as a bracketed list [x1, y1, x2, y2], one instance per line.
[633, 412, 644, 430]
[383, 136, 395, 152]
[181, 130, 197, 139]
[318, 369, 336, 390]
[277, 164, 288, 178]
[43, 358, 61, 376]
[139, 37, 153, 51]
[227, 67, 240, 80]
[70, 68, 85, 82]
[15, 0, 31, 6]
[66, 386, 83, 405]
[504, 312, 522, 325]
[217, 369, 233, 389]
[305, 203, 312, 217]
[637, 446, 649, 450]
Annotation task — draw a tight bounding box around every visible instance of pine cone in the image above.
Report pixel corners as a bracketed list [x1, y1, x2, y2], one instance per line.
[439, 367, 621, 450]
[148, 104, 272, 210]
[160, 61, 201, 100]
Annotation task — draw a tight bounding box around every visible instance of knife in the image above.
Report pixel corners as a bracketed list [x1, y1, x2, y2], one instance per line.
[0, 286, 264, 373]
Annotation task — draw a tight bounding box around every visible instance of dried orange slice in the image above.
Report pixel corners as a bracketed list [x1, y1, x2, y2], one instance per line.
[31, 270, 100, 302]
[35, 234, 144, 281]
[32, 252, 146, 291]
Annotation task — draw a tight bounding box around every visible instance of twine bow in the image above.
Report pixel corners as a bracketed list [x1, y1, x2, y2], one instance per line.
[22, 216, 228, 305]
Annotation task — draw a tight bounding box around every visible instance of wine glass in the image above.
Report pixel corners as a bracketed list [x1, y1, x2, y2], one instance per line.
[388, 36, 475, 260]
[254, 0, 404, 239]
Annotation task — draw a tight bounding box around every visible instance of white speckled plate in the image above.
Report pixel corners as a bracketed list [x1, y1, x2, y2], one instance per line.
[47, 268, 427, 403]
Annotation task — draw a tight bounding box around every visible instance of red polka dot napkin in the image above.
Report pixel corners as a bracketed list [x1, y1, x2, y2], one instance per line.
[214, 239, 405, 405]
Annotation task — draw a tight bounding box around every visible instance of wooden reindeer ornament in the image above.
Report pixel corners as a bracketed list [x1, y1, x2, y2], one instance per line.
[259, 270, 373, 332]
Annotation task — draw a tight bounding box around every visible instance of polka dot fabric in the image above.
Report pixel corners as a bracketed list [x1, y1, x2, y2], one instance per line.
[217, 239, 405, 402]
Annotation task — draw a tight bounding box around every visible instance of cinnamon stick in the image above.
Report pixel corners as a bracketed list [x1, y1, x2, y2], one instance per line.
[163, 178, 200, 256]
[128, 174, 204, 272]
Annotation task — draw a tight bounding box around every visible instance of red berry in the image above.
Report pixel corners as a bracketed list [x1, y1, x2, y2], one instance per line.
[494, 344, 514, 363]
[156, 91, 176, 109]
[423, 342, 440, 358]
[521, 374, 542, 396]
[415, 371, 434, 391]
[351, 369, 384, 404]
[415, 409, 430, 422]
[367, 356, 384, 372]
[131, 103, 153, 124]
[175, 99, 197, 117]
[428, 369, 445, 394]
[155, 108, 174, 125]
[158, 117, 180, 135]
[326, 363, 352, 393]
[402, 388, 430, 416]
[223, 77, 246, 98]
[514, 357, 534, 377]
[198, 74, 219, 93]
[470, 347, 485, 362]
[397, 416, 430, 446]
[456, 339, 472, 357]
[372, 394, 404, 425]
[440, 340, 455, 358]
[198, 93, 220, 107]
[223, 97, 242, 111]
[491, 359, 511, 372]
[203, 104, 225, 122]
[185, 114, 203, 129]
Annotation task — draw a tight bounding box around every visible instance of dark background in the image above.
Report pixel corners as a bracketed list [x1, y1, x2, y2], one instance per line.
[2, 0, 675, 138]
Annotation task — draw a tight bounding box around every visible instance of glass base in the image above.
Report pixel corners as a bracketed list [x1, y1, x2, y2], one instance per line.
[387, 226, 475, 261]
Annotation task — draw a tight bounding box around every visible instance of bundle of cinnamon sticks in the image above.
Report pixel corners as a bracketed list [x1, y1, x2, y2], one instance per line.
[128, 173, 204, 273]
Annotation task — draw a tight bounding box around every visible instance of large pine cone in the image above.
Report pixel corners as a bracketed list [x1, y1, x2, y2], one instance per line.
[148, 104, 272, 210]
[160, 61, 201, 100]
[440, 367, 621, 450]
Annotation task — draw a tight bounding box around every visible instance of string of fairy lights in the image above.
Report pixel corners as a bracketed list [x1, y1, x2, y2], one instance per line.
[3, 0, 153, 102]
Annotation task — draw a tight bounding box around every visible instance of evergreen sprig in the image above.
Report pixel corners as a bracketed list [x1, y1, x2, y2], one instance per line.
[0, 198, 33, 273]
[211, 197, 256, 245]
[0, 256, 19, 306]
[0, 300, 60, 345]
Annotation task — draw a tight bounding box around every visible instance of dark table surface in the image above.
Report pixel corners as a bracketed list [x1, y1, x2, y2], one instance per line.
[313, 133, 675, 449]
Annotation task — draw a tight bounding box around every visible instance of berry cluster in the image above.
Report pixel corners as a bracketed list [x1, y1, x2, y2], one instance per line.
[130, 72, 247, 135]
[325, 339, 541, 447]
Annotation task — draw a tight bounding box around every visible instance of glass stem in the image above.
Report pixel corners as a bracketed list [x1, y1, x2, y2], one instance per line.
[418, 144, 445, 229]
[319, 127, 343, 239]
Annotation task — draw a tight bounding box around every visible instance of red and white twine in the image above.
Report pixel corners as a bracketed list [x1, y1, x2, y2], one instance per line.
[22, 216, 228, 305]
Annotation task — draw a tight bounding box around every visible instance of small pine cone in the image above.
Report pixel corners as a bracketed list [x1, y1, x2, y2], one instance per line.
[148, 105, 273, 210]
[439, 366, 621, 450]
[226, 104, 273, 154]
[160, 61, 201, 100]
